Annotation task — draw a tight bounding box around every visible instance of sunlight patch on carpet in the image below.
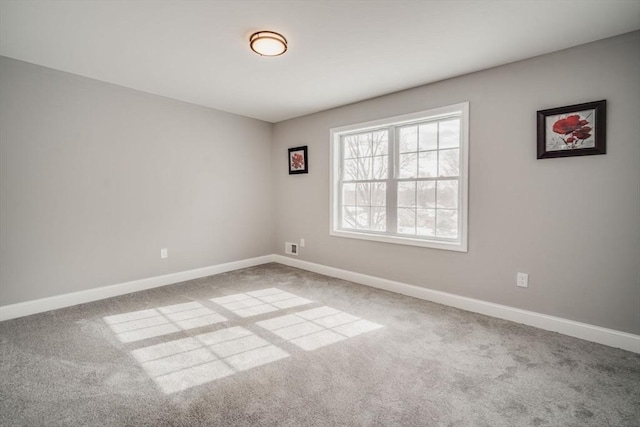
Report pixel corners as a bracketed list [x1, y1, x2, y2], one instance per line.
[129, 326, 289, 393]
[103, 302, 227, 343]
[103, 290, 382, 394]
[257, 306, 383, 351]
[210, 288, 312, 317]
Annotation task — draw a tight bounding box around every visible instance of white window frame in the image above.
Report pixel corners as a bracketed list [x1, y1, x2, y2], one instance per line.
[329, 102, 469, 252]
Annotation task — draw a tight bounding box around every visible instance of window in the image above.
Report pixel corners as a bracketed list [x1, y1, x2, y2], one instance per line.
[330, 103, 469, 251]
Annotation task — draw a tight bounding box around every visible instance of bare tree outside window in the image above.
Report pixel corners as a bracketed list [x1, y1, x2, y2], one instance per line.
[341, 130, 388, 232]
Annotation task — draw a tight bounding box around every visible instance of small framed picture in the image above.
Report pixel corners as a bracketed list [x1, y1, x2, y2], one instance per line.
[537, 100, 606, 159]
[288, 146, 308, 174]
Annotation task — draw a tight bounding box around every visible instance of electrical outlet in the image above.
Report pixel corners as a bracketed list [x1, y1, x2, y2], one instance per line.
[516, 272, 528, 288]
[300, 238, 305, 247]
[160, 248, 168, 259]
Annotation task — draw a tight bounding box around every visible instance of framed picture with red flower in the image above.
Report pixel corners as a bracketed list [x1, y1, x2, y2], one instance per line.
[537, 100, 606, 159]
[288, 145, 308, 174]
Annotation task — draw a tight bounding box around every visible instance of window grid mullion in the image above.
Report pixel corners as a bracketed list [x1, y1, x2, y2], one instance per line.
[387, 126, 398, 234]
[413, 110, 420, 236]
[434, 180, 439, 237]
[395, 177, 458, 182]
[342, 179, 386, 184]
[413, 181, 418, 235]
[338, 137, 345, 229]
[434, 121, 440, 236]
[368, 185, 373, 230]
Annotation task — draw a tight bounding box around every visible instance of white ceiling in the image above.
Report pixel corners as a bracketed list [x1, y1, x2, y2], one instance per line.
[1, 1, 639, 123]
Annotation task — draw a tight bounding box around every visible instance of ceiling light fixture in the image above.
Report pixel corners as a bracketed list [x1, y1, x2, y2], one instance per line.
[249, 31, 288, 57]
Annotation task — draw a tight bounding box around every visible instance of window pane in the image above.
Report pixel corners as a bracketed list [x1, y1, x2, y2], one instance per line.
[437, 180, 458, 209]
[438, 149, 459, 177]
[371, 183, 386, 207]
[344, 135, 358, 159]
[399, 126, 418, 153]
[356, 207, 370, 229]
[397, 181, 416, 208]
[342, 183, 356, 206]
[399, 153, 417, 178]
[439, 119, 460, 149]
[371, 207, 386, 231]
[332, 102, 467, 250]
[436, 209, 458, 238]
[372, 156, 388, 179]
[417, 181, 436, 208]
[372, 130, 388, 155]
[342, 207, 356, 229]
[343, 159, 357, 181]
[417, 209, 436, 236]
[418, 151, 437, 178]
[397, 208, 416, 234]
[356, 183, 371, 206]
[357, 133, 372, 157]
[356, 157, 372, 180]
[419, 123, 438, 151]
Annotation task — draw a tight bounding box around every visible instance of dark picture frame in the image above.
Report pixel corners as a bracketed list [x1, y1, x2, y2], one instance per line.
[537, 100, 606, 159]
[288, 146, 308, 174]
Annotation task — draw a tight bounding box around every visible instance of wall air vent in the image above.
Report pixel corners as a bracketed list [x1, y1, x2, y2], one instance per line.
[285, 242, 298, 256]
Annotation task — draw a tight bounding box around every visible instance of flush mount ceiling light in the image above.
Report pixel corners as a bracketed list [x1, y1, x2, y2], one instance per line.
[249, 31, 288, 57]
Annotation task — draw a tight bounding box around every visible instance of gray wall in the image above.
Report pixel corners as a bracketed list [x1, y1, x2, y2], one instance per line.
[2, 32, 639, 335]
[0, 56, 273, 305]
[272, 32, 640, 334]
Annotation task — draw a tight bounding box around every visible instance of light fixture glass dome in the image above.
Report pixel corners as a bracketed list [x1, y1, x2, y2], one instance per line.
[250, 31, 287, 56]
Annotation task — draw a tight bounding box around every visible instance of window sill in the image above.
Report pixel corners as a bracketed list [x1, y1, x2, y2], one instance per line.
[330, 229, 467, 252]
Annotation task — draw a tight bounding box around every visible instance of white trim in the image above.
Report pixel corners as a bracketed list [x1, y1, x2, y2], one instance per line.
[329, 102, 469, 252]
[0, 255, 274, 321]
[3, 253, 637, 354]
[272, 255, 640, 354]
[329, 103, 469, 135]
[329, 229, 467, 251]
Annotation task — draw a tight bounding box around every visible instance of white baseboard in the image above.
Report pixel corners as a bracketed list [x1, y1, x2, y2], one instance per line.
[3, 253, 638, 354]
[273, 255, 640, 354]
[0, 255, 274, 321]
